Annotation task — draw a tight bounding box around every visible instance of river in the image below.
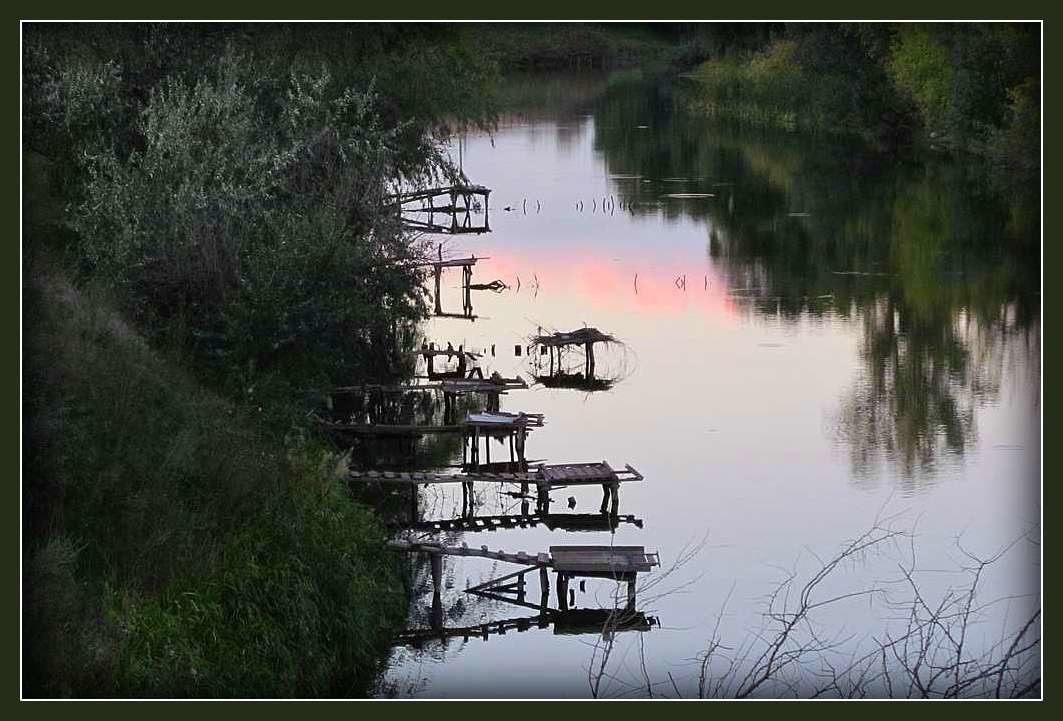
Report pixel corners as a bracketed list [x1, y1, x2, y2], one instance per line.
[373, 70, 1041, 699]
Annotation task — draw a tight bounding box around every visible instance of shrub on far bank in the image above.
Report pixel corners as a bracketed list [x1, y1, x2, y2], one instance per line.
[689, 22, 1039, 170]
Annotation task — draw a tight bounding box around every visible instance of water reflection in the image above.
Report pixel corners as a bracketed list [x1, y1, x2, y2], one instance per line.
[584, 71, 1040, 485]
[377, 71, 1039, 698]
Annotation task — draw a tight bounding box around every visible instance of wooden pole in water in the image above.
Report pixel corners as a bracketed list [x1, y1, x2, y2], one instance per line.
[430, 552, 443, 591]
[539, 566, 550, 611]
[434, 267, 442, 315]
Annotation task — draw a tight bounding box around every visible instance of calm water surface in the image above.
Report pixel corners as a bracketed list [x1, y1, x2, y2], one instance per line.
[374, 72, 1040, 699]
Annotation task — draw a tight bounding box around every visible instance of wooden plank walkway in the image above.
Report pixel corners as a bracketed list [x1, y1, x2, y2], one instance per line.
[329, 376, 526, 396]
[532, 327, 616, 347]
[388, 540, 549, 567]
[411, 512, 643, 533]
[410, 255, 487, 269]
[349, 462, 643, 487]
[320, 411, 545, 438]
[388, 540, 659, 575]
[551, 546, 660, 574]
[394, 609, 655, 646]
[442, 376, 527, 393]
[386, 184, 491, 204]
[321, 420, 465, 436]
[464, 411, 544, 429]
[408, 348, 482, 359]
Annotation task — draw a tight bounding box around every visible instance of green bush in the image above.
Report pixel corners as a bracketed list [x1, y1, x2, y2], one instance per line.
[692, 29, 899, 139]
[23, 272, 405, 697]
[22, 22, 501, 698]
[65, 51, 438, 402]
[887, 26, 954, 135]
[689, 23, 1037, 158]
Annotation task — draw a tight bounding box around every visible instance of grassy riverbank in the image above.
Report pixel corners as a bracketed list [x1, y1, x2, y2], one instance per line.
[686, 24, 1038, 173]
[23, 260, 407, 697]
[22, 23, 497, 697]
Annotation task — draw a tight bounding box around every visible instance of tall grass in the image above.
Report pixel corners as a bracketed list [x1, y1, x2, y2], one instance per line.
[23, 270, 406, 696]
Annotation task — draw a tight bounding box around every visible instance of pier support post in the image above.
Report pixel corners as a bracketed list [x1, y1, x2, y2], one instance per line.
[433, 268, 442, 315]
[600, 482, 620, 516]
[536, 483, 549, 514]
[539, 566, 550, 622]
[430, 552, 443, 595]
[516, 427, 527, 469]
[557, 572, 569, 611]
[462, 481, 475, 517]
[626, 576, 637, 610]
[431, 585, 444, 634]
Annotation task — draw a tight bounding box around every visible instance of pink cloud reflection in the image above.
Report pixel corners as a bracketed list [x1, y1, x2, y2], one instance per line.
[479, 245, 740, 318]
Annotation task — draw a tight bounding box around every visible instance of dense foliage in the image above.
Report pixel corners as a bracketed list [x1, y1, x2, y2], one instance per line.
[689, 23, 1039, 172]
[24, 24, 500, 404]
[22, 23, 499, 697]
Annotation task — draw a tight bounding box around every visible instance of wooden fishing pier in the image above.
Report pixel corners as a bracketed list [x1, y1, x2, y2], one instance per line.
[350, 460, 643, 515]
[330, 373, 527, 423]
[410, 253, 486, 320]
[532, 327, 618, 389]
[411, 511, 643, 534]
[391, 538, 659, 647]
[395, 608, 656, 647]
[399, 187, 492, 235]
[390, 539, 659, 616]
[410, 342, 481, 383]
[388, 184, 491, 219]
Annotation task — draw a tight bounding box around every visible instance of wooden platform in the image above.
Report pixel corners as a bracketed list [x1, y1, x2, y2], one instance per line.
[387, 184, 491, 204]
[532, 327, 616, 348]
[349, 461, 643, 487]
[408, 347, 482, 359]
[388, 540, 548, 566]
[411, 512, 643, 534]
[320, 410, 544, 438]
[320, 420, 464, 436]
[550, 546, 660, 575]
[441, 376, 527, 393]
[394, 609, 655, 646]
[464, 411, 544, 430]
[410, 255, 486, 269]
[330, 376, 526, 397]
[388, 540, 659, 576]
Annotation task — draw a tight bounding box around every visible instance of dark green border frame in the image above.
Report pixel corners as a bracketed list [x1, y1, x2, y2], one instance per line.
[10, 2, 1051, 714]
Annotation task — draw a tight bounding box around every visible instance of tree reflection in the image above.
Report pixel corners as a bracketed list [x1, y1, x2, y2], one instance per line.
[588, 71, 1039, 486]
